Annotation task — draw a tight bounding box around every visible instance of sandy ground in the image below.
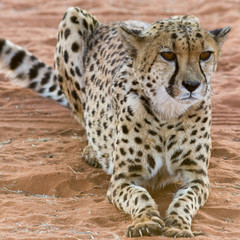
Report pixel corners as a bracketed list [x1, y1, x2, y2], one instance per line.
[0, 0, 240, 239]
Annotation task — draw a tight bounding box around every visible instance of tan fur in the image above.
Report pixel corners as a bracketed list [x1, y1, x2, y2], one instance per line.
[0, 7, 230, 238]
[53, 7, 230, 237]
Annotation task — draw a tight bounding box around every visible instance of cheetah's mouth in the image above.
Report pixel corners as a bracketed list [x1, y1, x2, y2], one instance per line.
[150, 86, 197, 121]
[177, 92, 200, 102]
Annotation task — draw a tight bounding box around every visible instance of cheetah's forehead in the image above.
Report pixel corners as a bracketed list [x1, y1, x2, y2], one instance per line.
[145, 20, 208, 52]
[147, 19, 201, 35]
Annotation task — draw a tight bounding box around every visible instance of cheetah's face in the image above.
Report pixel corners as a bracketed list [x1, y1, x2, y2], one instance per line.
[119, 19, 230, 120]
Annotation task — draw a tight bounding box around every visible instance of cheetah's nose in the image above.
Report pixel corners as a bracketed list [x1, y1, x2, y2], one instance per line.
[182, 80, 200, 93]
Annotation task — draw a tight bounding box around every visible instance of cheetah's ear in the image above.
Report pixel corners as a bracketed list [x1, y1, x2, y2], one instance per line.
[209, 26, 231, 48]
[118, 24, 145, 58]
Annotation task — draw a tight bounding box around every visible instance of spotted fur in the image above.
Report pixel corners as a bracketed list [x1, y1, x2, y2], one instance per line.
[0, 39, 68, 107]
[0, 7, 230, 238]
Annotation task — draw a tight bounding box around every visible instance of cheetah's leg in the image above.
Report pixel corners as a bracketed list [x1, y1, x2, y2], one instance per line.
[162, 171, 210, 237]
[54, 7, 100, 125]
[108, 176, 164, 237]
[107, 129, 165, 237]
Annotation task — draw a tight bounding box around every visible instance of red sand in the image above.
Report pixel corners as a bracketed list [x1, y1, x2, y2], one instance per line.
[0, 0, 239, 239]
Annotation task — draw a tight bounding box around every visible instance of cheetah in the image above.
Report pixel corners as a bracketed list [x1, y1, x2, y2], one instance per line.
[0, 7, 230, 238]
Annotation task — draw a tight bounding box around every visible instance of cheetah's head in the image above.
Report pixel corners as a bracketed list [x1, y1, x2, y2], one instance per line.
[118, 17, 230, 120]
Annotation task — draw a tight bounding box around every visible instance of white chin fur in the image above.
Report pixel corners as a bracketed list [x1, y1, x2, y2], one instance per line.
[151, 86, 195, 121]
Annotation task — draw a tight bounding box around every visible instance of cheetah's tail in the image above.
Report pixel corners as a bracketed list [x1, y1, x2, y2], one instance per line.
[0, 39, 69, 108]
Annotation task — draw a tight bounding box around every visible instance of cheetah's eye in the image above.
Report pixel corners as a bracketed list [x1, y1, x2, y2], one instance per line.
[160, 52, 176, 62]
[199, 51, 212, 61]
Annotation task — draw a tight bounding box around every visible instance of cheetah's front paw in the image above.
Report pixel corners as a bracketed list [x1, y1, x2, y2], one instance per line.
[161, 227, 194, 238]
[161, 227, 205, 238]
[83, 145, 102, 168]
[127, 213, 164, 237]
[161, 214, 205, 238]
